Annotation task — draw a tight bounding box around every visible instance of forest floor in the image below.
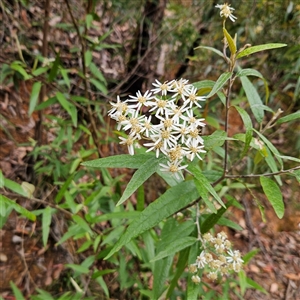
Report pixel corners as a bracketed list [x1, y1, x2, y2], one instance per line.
[0, 81, 299, 300]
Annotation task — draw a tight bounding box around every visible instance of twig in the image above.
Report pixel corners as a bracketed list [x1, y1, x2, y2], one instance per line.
[63, 0, 102, 158]
[195, 202, 203, 242]
[3, 190, 73, 217]
[225, 165, 300, 178]
[19, 219, 39, 293]
[35, 0, 50, 146]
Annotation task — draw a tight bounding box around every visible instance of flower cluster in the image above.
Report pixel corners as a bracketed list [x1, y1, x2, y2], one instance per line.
[108, 79, 207, 179]
[215, 3, 237, 22]
[189, 231, 243, 283]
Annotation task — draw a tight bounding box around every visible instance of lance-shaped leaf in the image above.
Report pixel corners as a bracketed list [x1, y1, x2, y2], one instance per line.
[104, 180, 199, 259]
[206, 72, 232, 99]
[277, 110, 300, 124]
[194, 46, 224, 58]
[233, 105, 253, 157]
[260, 176, 284, 219]
[236, 43, 287, 59]
[166, 248, 190, 298]
[117, 156, 165, 206]
[188, 164, 225, 208]
[223, 27, 236, 55]
[28, 81, 42, 116]
[192, 80, 215, 90]
[240, 76, 264, 123]
[42, 206, 53, 247]
[81, 153, 154, 169]
[254, 129, 283, 168]
[201, 204, 227, 234]
[0, 195, 36, 221]
[56, 92, 77, 127]
[151, 237, 197, 262]
[236, 68, 270, 103]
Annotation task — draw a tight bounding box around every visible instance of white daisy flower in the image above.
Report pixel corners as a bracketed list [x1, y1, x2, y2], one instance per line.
[151, 79, 174, 96]
[127, 90, 153, 112]
[119, 135, 137, 155]
[183, 86, 206, 109]
[159, 159, 188, 180]
[215, 3, 237, 22]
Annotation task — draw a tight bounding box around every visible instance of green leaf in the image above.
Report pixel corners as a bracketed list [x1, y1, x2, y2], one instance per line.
[10, 281, 26, 300]
[65, 264, 89, 274]
[192, 80, 215, 94]
[28, 81, 42, 116]
[236, 68, 270, 103]
[202, 130, 227, 150]
[207, 72, 232, 98]
[194, 46, 224, 58]
[84, 50, 92, 67]
[153, 219, 178, 299]
[233, 105, 253, 157]
[32, 66, 49, 76]
[117, 156, 164, 206]
[293, 170, 300, 183]
[240, 76, 264, 123]
[188, 164, 225, 208]
[254, 129, 283, 169]
[166, 248, 190, 298]
[105, 180, 199, 259]
[194, 178, 217, 213]
[89, 62, 107, 85]
[0, 199, 6, 217]
[153, 257, 172, 299]
[35, 289, 55, 299]
[264, 148, 282, 186]
[48, 54, 60, 82]
[201, 205, 227, 234]
[56, 92, 77, 127]
[69, 104, 78, 128]
[217, 217, 243, 231]
[274, 154, 300, 163]
[72, 215, 93, 235]
[0, 171, 4, 188]
[85, 14, 93, 29]
[82, 153, 154, 169]
[10, 62, 32, 80]
[90, 211, 140, 223]
[55, 173, 75, 203]
[151, 237, 197, 262]
[239, 270, 247, 296]
[3, 177, 27, 196]
[187, 242, 201, 299]
[42, 206, 52, 247]
[246, 277, 268, 294]
[60, 68, 70, 89]
[90, 78, 108, 94]
[202, 170, 223, 182]
[236, 43, 287, 59]
[242, 248, 260, 265]
[236, 68, 265, 79]
[223, 27, 236, 55]
[277, 110, 300, 124]
[260, 176, 284, 219]
[158, 220, 195, 252]
[35, 96, 57, 111]
[0, 195, 36, 221]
